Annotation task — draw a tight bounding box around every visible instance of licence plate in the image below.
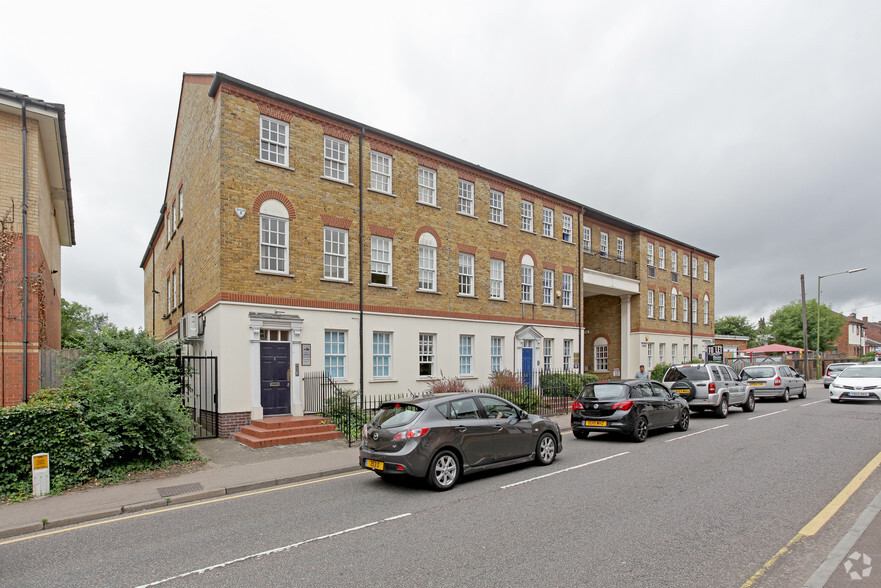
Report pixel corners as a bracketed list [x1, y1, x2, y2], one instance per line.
[585, 420, 607, 427]
[675, 389, 690, 395]
[849, 392, 870, 397]
[749, 382, 763, 386]
[365, 459, 384, 471]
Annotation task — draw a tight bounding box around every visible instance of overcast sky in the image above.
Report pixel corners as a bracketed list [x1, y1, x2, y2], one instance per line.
[4, 0, 879, 329]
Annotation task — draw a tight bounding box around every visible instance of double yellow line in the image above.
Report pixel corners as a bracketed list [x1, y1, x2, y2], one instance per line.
[741, 450, 881, 587]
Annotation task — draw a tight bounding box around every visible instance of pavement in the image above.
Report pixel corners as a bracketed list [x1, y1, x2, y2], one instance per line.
[2, 411, 880, 588]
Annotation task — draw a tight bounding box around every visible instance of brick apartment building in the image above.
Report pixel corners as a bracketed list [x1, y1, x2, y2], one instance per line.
[833, 313, 873, 357]
[0, 89, 75, 406]
[141, 73, 715, 434]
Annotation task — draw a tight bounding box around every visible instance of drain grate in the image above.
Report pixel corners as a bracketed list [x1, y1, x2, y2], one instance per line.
[157, 483, 204, 498]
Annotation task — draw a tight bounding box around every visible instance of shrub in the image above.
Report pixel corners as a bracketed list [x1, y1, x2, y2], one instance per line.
[485, 369, 524, 393]
[494, 390, 542, 413]
[539, 373, 600, 397]
[424, 376, 470, 395]
[651, 363, 671, 381]
[321, 388, 371, 441]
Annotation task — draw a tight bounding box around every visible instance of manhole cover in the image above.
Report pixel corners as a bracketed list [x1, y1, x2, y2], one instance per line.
[157, 483, 203, 498]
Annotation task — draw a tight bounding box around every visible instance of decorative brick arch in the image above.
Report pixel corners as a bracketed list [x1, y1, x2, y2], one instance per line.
[591, 334, 612, 347]
[519, 249, 538, 264]
[252, 190, 296, 218]
[414, 226, 442, 248]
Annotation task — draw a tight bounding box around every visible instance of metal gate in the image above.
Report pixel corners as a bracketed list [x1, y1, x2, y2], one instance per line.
[179, 355, 218, 439]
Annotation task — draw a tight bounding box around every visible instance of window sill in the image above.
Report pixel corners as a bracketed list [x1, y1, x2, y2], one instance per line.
[330, 379, 354, 385]
[417, 289, 442, 295]
[368, 283, 397, 290]
[542, 303, 557, 308]
[521, 228, 536, 235]
[457, 293, 478, 299]
[320, 278, 354, 285]
[457, 211, 478, 220]
[542, 235, 557, 241]
[561, 238, 574, 245]
[457, 376, 479, 380]
[256, 158, 294, 172]
[368, 188, 396, 198]
[416, 201, 441, 210]
[489, 297, 508, 302]
[521, 301, 536, 305]
[488, 220, 507, 227]
[562, 305, 575, 309]
[370, 379, 398, 384]
[320, 175, 354, 187]
[256, 270, 295, 279]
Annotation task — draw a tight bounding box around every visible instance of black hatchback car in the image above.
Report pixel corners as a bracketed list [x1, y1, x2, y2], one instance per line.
[571, 380, 690, 442]
[360, 393, 562, 491]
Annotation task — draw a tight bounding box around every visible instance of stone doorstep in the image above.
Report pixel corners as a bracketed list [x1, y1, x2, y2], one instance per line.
[231, 430, 344, 449]
[250, 416, 331, 429]
[237, 423, 340, 439]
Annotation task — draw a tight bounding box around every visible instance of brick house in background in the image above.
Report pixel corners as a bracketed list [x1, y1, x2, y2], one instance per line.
[0, 89, 75, 406]
[833, 313, 869, 357]
[141, 73, 715, 435]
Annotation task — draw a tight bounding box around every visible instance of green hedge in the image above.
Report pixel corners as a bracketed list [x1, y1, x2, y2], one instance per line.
[539, 373, 600, 397]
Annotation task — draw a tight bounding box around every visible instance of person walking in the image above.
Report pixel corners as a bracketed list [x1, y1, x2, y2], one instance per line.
[635, 365, 649, 379]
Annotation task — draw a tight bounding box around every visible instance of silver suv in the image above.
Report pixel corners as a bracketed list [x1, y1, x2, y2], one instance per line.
[662, 363, 755, 418]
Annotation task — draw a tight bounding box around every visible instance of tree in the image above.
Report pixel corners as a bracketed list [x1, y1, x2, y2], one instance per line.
[715, 315, 756, 338]
[768, 300, 845, 351]
[60, 299, 111, 348]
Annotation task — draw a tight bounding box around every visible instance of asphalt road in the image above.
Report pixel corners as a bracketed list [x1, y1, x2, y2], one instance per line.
[2, 382, 880, 588]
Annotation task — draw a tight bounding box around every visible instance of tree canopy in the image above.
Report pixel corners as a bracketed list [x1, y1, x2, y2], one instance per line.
[768, 300, 845, 351]
[715, 315, 756, 338]
[60, 299, 111, 348]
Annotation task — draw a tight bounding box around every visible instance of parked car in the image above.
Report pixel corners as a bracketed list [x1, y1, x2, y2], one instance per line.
[829, 364, 881, 403]
[824, 362, 861, 388]
[359, 393, 562, 491]
[570, 380, 690, 442]
[739, 364, 807, 401]
[662, 363, 755, 417]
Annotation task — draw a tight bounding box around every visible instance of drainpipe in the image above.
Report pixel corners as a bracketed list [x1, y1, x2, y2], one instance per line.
[20, 101, 29, 402]
[578, 208, 584, 372]
[358, 128, 365, 411]
[690, 248, 694, 360]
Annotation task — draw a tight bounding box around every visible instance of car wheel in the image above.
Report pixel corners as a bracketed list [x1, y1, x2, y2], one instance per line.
[427, 450, 459, 491]
[535, 433, 557, 465]
[742, 393, 756, 413]
[674, 409, 690, 431]
[573, 429, 589, 440]
[713, 397, 729, 418]
[631, 416, 649, 442]
[798, 385, 807, 399]
[824, 384, 830, 389]
[781, 388, 790, 402]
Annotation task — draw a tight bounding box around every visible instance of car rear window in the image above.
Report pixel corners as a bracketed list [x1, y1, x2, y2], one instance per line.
[578, 383, 629, 400]
[372, 404, 423, 428]
[663, 366, 708, 382]
[742, 366, 775, 378]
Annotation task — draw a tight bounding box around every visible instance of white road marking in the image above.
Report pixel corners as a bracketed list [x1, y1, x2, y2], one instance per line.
[799, 399, 827, 407]
[664, 424, 728, 442]
[136, 513, 412, 586]
[748, 409, 787, 420]
[500, 452, 630, 489]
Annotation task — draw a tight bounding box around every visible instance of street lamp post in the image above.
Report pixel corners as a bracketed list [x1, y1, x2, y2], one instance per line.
[817, 267, 867, 377]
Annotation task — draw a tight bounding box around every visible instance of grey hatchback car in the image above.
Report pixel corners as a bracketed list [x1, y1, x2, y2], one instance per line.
[740, 364, 806, 401]
[359, 393, 562, 490]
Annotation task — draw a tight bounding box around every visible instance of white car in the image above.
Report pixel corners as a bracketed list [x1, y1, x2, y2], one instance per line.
[829, 364, 881, 403]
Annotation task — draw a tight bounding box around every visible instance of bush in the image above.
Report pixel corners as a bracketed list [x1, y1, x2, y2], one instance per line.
[539, 373, 599, 397]
[651, 363, 671, 381]
[484, 369, 523, 393]
[424, 376, 470, 394]
[65, 327, 180, 384]
[494, 390, 542, 413]
[321, 388, 370, 440]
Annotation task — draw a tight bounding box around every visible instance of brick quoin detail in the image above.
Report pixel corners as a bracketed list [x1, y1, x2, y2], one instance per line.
[369, 225, 396, 239]
[415, 226, 442, 248]
[253, 191, 297, 218]
[489, 249, 507, 260]
[320, 214, 353, 230]
[520, 249, 538, 263]
[458, 243, 477, 254]
[543, 261, 557, 270]
[258, 103, 294, 122]
[322, 123, 354, 142]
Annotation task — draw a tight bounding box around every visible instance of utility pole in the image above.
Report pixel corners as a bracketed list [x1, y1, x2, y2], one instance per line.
[800, 274, 809, 380]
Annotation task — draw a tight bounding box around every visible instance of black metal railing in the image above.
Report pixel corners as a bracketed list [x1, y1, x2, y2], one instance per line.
[583, 252, 638, 279]
[178, 354, 219, 439]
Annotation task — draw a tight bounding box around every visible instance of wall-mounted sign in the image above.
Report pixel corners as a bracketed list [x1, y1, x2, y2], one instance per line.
[302, 344, 311, 366]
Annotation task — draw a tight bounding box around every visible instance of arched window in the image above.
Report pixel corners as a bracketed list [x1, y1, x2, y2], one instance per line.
[521, 254, 534, 303]
[703, 294, 710, 325]
[418, 232, 437, 291]
[593, 337, 609, 372]
[259, 199, 289, 273]
[670, 287, 678, 321]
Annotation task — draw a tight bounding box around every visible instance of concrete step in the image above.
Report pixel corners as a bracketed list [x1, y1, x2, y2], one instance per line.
[238, 422, 339, 439]
[231, 429, 345, 449]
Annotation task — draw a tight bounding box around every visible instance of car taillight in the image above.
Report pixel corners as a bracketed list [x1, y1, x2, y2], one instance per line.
[826, 368, 831, 376]
[708, 382, 716, 394]
[611, 400, 634, 411]
[774, 376, 782, 386]
[572, 401, 584, 411]
[392, 428, 430, 441]
[362, 424, 368, 439]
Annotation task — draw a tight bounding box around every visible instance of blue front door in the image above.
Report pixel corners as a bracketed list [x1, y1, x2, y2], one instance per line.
[261, 342, 290, 416]
[522, 347, 533, 386]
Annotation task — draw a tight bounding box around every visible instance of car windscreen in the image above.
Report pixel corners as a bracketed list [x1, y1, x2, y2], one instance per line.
[741, 366, 775, 379]
[663, 366, 707, 382]
[371, 404, 423, 428]
[829, 364, 855, 373]
[838, 366, 881, 379]
[578, 383, 629, 400]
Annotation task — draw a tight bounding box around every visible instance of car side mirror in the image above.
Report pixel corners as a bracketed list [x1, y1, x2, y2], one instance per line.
[518, 409, 528, 420]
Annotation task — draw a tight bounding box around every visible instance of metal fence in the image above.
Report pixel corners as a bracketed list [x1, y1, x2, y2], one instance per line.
[178, 354, 218, 439]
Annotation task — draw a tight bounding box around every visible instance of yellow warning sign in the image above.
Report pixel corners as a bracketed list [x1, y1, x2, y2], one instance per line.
[32, 454, 48, 470]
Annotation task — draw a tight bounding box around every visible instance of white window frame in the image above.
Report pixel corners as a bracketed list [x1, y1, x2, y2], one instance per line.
[172, 196, 178, 229]
[458, 252, 474, 296]
[166, 276, 172, 315]
[491, 336, 504, 373]
[594, 338, 609, 372]
[647, 290, 655, 318]
[683, 254, 689, 277]
[417, 166, 436, 205]
[259, 116, 289, 166]
[693, 256, 698, 278]
[370, 151, 392, 194]
[542, 208, 554, 238]
[659, 291, 666, 320]
[521, 200, 533, 232]
[372, 332, 392, 380]
[324, 330, 347, 380]
[370, 235, 392, 285]
[418, 233, 437, 291]
[323, 136, 349, 182]
[617, 237, 625, 261]
[542, 269, 554, 305]
[543, 339, 553, 371]
[671, 344, 678, 364]
[459, 335, 474, 376]
[563, 339, 573, 372]
[692, 297, 698, 324]
[600, 232, 609, 257]
[172, 269, 178, 308]
[671, 251, 678, 274]
[647, 342, 654, 368]
[521, 255, 534, 303]
[659, 343, 666, 364]
[490, 259, 505, 300]
[562, 214, 573, 243]
[703, 294, 710, 325]
[489, 190, 504, 224]
[704, 261, 710, 281]
[178, 186, 183, 224]
[583, 227, 591, 253]
[418, 333, 436, 377]
[562, 273, 573, 308]
[260, 213, 289, 274]
[458, 179, 474, 216]
[323, 227, 349, 281]
[671, 288, 678, 321]
[684, 344, 690, 362]
[683, 295, 689, 323]
[659, 246, 665, 269]
[647, 243, 655, 266]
